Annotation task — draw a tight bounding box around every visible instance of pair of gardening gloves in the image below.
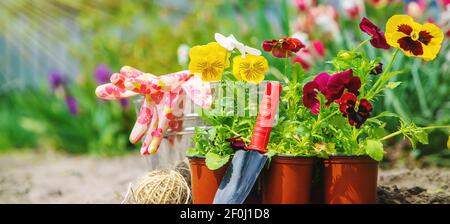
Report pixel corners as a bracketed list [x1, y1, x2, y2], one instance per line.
[95, 66, 212, 155]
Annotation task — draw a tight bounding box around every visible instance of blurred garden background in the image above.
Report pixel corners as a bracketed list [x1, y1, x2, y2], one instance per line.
[0, 0, 450, 203]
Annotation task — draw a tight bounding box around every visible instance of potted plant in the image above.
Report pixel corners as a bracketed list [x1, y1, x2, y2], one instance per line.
[291, 15, 449, 204]
[187, 114, 256, 203]
[186, 33, 270, 204]
[256, 37, 320, 204]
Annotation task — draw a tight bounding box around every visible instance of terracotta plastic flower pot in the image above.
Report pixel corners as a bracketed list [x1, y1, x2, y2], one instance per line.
[188, 156, 229, 204]
[262, 156, 314, 204]
[323, 155, 378, 204]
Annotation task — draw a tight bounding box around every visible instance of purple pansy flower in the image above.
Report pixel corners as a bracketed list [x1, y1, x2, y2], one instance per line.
[95, 64, 112, 85]
[49, 70, 64, 90]
[65, 95, 79, 116]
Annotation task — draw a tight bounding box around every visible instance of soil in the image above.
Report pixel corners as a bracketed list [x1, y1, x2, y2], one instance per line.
[0, 151, 148, 203]
[1, 151, 449, 204]
[378, 168, 450, 204]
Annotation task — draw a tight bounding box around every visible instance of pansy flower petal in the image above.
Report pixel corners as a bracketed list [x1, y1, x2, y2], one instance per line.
[313, 72, 330, 94]
[359, 17, 390, 49]
[419, 23, 444, 61]
[232, 55, 268, 84]
[339, 92, 372, 128]
[302, 81, 321, 114]
[326, 69, 353, 101]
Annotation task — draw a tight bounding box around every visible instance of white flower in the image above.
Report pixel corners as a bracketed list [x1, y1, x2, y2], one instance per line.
[214, 33, 261, 58]
[177, 44, 190, 66]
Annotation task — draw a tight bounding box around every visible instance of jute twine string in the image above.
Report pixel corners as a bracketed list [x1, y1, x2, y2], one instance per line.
[122, 164, 191, 204]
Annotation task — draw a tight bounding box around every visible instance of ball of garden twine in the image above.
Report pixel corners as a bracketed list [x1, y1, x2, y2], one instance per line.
[123, 169, 191, 204]
[175, 161, 191, 187]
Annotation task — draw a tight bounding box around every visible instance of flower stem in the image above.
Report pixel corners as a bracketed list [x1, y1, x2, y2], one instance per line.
[353, 38, 371, 51]
[366, 48, 400, 100]
[284, 52, 289, 79]
[381, 125, 450, 141]
[313, 110, 339, 130]
[320, 110, 339, 123]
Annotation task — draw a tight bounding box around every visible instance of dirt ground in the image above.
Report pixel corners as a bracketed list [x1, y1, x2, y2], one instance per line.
[1, 151, 449, 204]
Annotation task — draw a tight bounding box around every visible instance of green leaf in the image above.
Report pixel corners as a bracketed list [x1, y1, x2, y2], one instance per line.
[385, 81, 402, 90]
[370, 127, 387, 139]
[186, 147, 199, 157]
[292, 63, 304, 84]
[371, 111, 399, 119]
[208, 128, 217, 142]
[385, 71, 403, 79]
[365, 139, 384, 161]
[205, 151, 230, 170]
[415, 129, 429, 144]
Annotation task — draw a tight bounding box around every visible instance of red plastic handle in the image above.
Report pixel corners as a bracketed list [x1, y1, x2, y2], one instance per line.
[246, 82, 281, 154]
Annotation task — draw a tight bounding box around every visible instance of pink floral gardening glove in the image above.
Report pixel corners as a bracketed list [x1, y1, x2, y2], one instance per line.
[95, 66, 212, 155]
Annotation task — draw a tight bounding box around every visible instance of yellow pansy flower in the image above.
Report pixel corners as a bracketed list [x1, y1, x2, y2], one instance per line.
[232, 55, 268, 84]
[385, 15, 443, 61]
[188, 42, 230, 82]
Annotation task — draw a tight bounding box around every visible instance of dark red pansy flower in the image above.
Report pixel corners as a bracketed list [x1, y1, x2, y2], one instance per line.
[282, 38, 304, 52]
[326, 69, 361, 103]
[359, 17, 390, 50]
[302, 69, 363, 114]
[302, 72, 330, 114]
[303, 81, 320, 114]
[262, 37, 305, 58]
[226, 136, 246, 150]
[370, 63, 383, 75]
[339, 92, 357, 117]
[262, 40, 278, 51]
[339, 92, 372, 128]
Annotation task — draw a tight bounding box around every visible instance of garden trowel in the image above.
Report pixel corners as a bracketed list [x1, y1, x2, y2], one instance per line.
[213, 81, 281, 204]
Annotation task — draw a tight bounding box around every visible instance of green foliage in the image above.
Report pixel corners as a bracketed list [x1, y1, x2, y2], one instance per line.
[385, 119, 430, 149]
[0, 94, 38, 151]
[205, 152, 230, 170]
[322, 14, 450, 164]
[269, 45, 447, 161]
[188, 109, 255, 170]
[365, 140, 384, 161]
[8, 84, 135, 156]
[269, 63, 317, 156]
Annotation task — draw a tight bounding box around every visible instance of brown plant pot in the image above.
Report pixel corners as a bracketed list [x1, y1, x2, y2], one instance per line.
[323, 155, 378, 204]
[188, 156, 229, 204]
[262, 156, 314, 204]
